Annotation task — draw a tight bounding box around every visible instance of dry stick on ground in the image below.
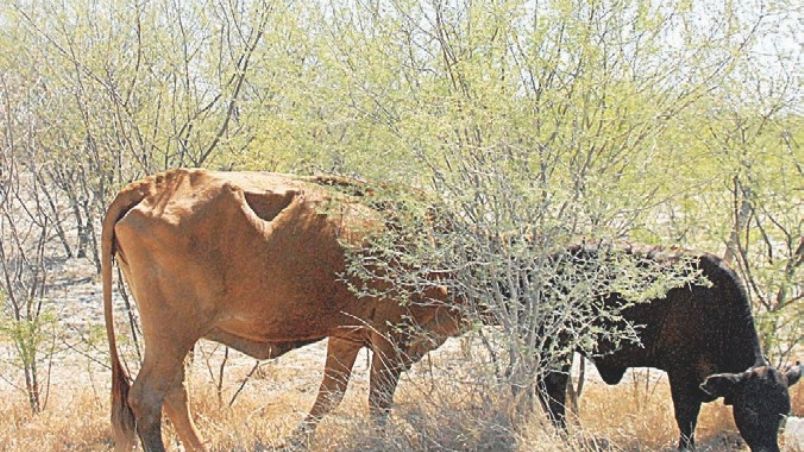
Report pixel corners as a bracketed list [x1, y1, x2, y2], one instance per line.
[199, 343, 232, 406]
[229, 360, 261, 407]
[566, 355, 586, 419]
[217, 346, 229, 406]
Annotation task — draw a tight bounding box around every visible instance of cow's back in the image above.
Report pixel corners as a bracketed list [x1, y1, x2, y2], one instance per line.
[112, 169, 388, 342]
[595, 252, 762, 383]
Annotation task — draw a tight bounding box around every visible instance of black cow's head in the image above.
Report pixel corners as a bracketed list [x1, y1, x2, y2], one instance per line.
[700, 363, 801, 452]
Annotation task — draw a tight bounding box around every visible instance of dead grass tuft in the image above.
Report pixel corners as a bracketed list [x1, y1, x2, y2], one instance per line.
[577, 370, 742, 451]
[0, 390, 109, 451]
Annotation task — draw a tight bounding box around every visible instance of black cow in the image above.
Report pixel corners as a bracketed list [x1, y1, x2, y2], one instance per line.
[538, 245, 801, 452]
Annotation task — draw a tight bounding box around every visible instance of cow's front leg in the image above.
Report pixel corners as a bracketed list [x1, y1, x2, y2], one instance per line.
[290, 337, 362, 445]
[367, 333, 406, 425]
[669, 372, 703, 450]
[537, 360, 572, 429]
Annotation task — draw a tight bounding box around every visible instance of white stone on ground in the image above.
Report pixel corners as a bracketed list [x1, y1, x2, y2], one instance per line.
[784, 416, 804, 452]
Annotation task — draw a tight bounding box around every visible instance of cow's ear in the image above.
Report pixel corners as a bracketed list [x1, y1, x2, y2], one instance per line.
[700, 372, 746, 403]
[786, 362, 802, 387]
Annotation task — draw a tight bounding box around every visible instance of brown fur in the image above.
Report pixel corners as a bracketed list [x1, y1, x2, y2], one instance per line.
[101, 169, 462, 451]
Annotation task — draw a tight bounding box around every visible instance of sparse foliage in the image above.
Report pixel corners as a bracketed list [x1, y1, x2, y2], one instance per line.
[0, 0, 799, 448]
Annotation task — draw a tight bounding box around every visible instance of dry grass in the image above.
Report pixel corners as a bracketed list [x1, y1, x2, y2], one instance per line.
[575, 373, 741, 451]
[1, 346, 802, 452]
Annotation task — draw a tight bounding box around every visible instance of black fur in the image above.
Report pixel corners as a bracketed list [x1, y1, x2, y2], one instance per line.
[537, 244, 796, 452]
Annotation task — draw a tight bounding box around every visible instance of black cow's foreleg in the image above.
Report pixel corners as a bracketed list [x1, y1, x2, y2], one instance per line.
[537, 361, 572, 429]
[669, 372, 703, 450]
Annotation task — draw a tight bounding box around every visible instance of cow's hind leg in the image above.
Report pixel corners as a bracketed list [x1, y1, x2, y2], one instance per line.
[129, 341, 193, 452]
[163, 362, 205, 451]
[668, 372, 702, 450]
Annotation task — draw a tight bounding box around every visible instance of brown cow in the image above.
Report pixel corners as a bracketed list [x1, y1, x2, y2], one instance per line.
[102, 169, 462, 451]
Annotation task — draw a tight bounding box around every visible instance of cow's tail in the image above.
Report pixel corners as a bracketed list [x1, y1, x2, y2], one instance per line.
[102, 181, 150, 448]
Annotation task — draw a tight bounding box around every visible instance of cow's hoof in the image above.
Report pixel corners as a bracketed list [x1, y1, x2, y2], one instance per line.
[281, 423, 315, 450]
